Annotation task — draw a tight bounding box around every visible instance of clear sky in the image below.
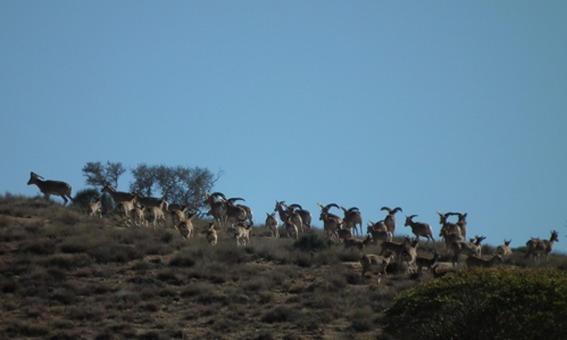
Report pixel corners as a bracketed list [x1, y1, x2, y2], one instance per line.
[1, 1, 566, 252]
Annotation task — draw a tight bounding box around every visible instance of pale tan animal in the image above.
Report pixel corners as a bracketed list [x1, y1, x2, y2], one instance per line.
[234, 222, 252, 247]
[265, 212, 280, 238]
[177, 219, 193, 239]
[206, 222, 218, 246]
[360, 252, 394, 277]
[88, 199, 102, 218]
[495, 239, 513, 256]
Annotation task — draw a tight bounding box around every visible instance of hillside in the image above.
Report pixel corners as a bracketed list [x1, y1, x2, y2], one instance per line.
[0, 195, 566, 339]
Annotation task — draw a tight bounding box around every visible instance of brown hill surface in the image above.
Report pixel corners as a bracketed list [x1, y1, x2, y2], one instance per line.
[0, 196, 565, 339]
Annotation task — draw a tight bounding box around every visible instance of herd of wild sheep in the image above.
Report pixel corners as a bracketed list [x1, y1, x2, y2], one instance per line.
[27, 171, 560, 278]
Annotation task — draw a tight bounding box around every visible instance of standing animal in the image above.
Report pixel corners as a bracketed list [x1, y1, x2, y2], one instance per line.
[204, 192, 228, 228]
[446, 212, 468, 239]
[233, 222, 253, 247]
[274, 201, 305, 233]
[525, 230, 559, 263]
[284, 217, 299, 240]
[367, 221, 393, 243]
[177, 219, 194, 239]
[27, 172, 73, 205]
[318, 203, 343, 239]
[206, 222, 218, 246]
[265, 212, 280, 238]
[286, 203, 312, 231]
[101, 184, 135, 205]
[381, 207, 402, 234]
[415, 252, 440, 274]
[341, 206, 363, 236]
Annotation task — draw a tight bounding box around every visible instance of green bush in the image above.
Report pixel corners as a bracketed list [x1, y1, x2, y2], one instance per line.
[71, 188, 101, 210]
[383, 268, 567, 340]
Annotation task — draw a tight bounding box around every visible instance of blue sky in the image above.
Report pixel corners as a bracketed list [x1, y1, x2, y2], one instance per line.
[2, 1, 566, 252]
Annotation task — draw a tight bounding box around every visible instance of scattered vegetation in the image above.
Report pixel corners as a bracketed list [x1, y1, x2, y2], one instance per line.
[0, 195, 565, 339]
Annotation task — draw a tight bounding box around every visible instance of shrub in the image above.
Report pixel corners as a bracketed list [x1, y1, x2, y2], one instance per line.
[383, 268, 567, 340]
[71, 188, 101, 211]
[293, 233, 331, 252]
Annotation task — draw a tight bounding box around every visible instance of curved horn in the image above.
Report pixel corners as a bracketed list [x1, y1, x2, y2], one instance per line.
[210, 192, 226, 199]
[381, 206, 391, 212]
[325, 203, 340, 210]
[393, 207, 403, 213]
[347, 207, 360, 212]
[408, 214, 418, 219]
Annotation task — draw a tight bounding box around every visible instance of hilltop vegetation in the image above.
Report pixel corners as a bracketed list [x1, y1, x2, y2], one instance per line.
[0, 195, 566, 339]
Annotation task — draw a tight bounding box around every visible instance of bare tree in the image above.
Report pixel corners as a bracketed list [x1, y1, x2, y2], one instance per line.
[130, 164, 221, 211]
[82, 161, 125, 189]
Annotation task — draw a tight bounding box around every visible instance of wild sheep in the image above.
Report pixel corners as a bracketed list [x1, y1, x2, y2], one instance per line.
[226, 197, 253, 226]
[400, 239, 420, 268]
[525, 230, 559, 263]
[130, 204, 146, 227]
[204, 192, 228, 228]
[446, 212, 468, 239]
[465, 254, 503, 268]
[284, 217, 299, 240]
[265, 212, 280, 238]
[115, 196, 137, 226]
[438, 212, 464, 251]
[450, 235, 487, 266]
[379, 237, 411, 260]
[27, 172, 73, 205]
[286, 203, 312, 231]
[404, 215, 434, 242]
[381, 206, 402, 234]
[343, 235, 372, 251]
[144, 198, 168, 228]
[101, 184, 134, 205]
[134, 192, 170, 211]
[495, 239, 513, 256]
[360, 252, 394, 277]
[169, 205, 189, 227]
[318, 203, 343, 239]
[88, 199, 102, 218]
[275, 201, 304, 234]
[234, 222, 253, 247]
[177, 219, 194, 239]
[415, 252, 440, 274]
[341, 206, 363, 236]
[337, 225, 353, 242]
[367, 221, 393, 243]
[206, 222, 218, 246]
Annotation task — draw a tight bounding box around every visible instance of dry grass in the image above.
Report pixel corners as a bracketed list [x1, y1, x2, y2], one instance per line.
[0, 195, 565, 339]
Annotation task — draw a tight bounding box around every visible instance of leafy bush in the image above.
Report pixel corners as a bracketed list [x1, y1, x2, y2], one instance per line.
[383, 268, 567, 340]
[71, 188, 101, 211]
